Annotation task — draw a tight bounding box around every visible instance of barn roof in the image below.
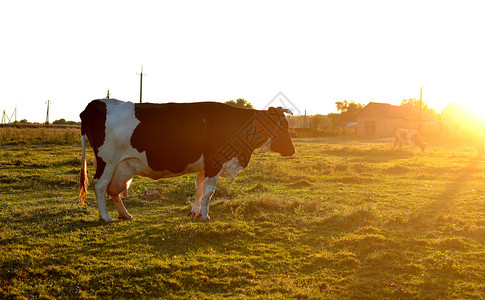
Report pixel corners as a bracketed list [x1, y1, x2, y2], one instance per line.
[371, 102, 407, 118]
[358, 102, 436, 121]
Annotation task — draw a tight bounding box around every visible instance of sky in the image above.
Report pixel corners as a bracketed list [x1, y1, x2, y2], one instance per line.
[0, 0, 484, 122]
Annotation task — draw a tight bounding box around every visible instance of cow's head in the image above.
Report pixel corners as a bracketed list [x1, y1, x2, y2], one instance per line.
[266, 107, 295, 157]
[411, 132, 427, 152]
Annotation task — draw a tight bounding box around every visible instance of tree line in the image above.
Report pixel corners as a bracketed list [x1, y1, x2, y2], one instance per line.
[5, 97, 441, 129]
[7, 119, 79, 125]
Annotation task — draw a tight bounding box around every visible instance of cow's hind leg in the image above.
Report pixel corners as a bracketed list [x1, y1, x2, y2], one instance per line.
[90, 154, 116, 222]
[199, 174, 220, 220]
[189, 171, 205, 218]
[108, 160, 136, 220]
[93, 171, 115, 222]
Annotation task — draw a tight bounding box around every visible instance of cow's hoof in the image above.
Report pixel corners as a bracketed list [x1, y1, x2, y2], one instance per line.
[99, 216, 114, 222]
[118, 215, 134, 221]
[188, 211, 199, 218]
[188, 211, 203, 219]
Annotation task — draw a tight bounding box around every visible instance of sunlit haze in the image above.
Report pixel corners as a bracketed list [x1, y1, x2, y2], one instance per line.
[0, 0, 484, 123]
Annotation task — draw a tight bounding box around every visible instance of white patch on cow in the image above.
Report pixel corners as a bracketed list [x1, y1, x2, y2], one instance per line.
[183, 155, 205, 174]
[98, 99, 140, 165]
[220, 157, 244, 178]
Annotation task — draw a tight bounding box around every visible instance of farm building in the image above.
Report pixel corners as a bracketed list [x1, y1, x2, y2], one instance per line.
[356, 102, 437, 138]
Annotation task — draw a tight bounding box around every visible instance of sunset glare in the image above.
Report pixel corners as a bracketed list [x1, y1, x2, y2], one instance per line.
[0, 0, 484, 122]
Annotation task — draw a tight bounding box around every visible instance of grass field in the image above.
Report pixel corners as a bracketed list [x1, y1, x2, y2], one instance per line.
[2, 127, 485, 299]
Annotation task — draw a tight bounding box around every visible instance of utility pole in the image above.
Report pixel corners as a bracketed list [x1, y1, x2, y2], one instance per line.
[45, 100, 50, 125]
[137, 65, 145, 103]
[417, 87, 423, 131]
[106, 89, 110, 99]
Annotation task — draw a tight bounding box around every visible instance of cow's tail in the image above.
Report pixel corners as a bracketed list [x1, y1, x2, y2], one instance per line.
[79, 125, 88, 207]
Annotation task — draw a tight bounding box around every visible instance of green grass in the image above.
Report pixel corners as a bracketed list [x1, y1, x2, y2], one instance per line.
[2, 129, 485, 298]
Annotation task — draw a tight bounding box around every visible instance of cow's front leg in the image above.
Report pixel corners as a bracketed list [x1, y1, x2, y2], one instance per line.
[189, 172, 205, 218]
[409, 141, 415, 152]
[199, 174, 220, 220]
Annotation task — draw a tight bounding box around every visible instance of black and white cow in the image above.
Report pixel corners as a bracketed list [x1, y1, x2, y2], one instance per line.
[79, 99, 295, 221]
[393, 128, 426, 152]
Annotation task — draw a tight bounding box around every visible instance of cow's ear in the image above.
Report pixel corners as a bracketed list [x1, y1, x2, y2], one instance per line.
[267, 107, 278, 116]
[278, 107, 293, 115]
[269, 107, 293, 115]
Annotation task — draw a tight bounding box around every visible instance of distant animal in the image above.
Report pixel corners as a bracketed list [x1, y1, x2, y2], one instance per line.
[393, 128, 426, 152]
[79, 99, 295, 222]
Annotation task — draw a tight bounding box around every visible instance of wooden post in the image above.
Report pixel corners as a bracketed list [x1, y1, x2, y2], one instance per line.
[417, 87, 423, 131]
[45, 100, 50, 125]
[138, 65, 144, 103]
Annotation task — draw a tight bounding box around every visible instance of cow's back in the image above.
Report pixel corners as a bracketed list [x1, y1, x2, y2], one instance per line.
[131, 102, 253, 174]
[131, 102, 206, 173]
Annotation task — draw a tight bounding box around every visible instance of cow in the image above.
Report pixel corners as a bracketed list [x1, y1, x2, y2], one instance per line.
[79, 99, 295, 222]
[393, 128, 426, 152]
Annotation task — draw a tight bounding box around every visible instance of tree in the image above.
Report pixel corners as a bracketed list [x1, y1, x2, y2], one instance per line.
[335, 100, 364, 123]
[53, 118, 67, 125]
[224, 98, 254, 109]
[326, 113, 342, 128]
[310, 114, 330, 129]
[53, 119, 78, 125]
[401, 98, 436, 116]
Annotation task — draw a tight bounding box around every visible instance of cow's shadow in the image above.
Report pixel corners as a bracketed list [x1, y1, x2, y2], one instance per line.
[56, 216, 228, 261]
[412, 151, 483, 222]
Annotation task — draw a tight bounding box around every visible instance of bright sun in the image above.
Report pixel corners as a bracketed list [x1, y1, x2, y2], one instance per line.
[438, 100, 485, 123]
[462, 102, 485, 121]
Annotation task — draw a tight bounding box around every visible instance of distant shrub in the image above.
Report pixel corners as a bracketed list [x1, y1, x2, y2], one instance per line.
[53, 119, 78, 125]
[0, 126, 79, 145]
